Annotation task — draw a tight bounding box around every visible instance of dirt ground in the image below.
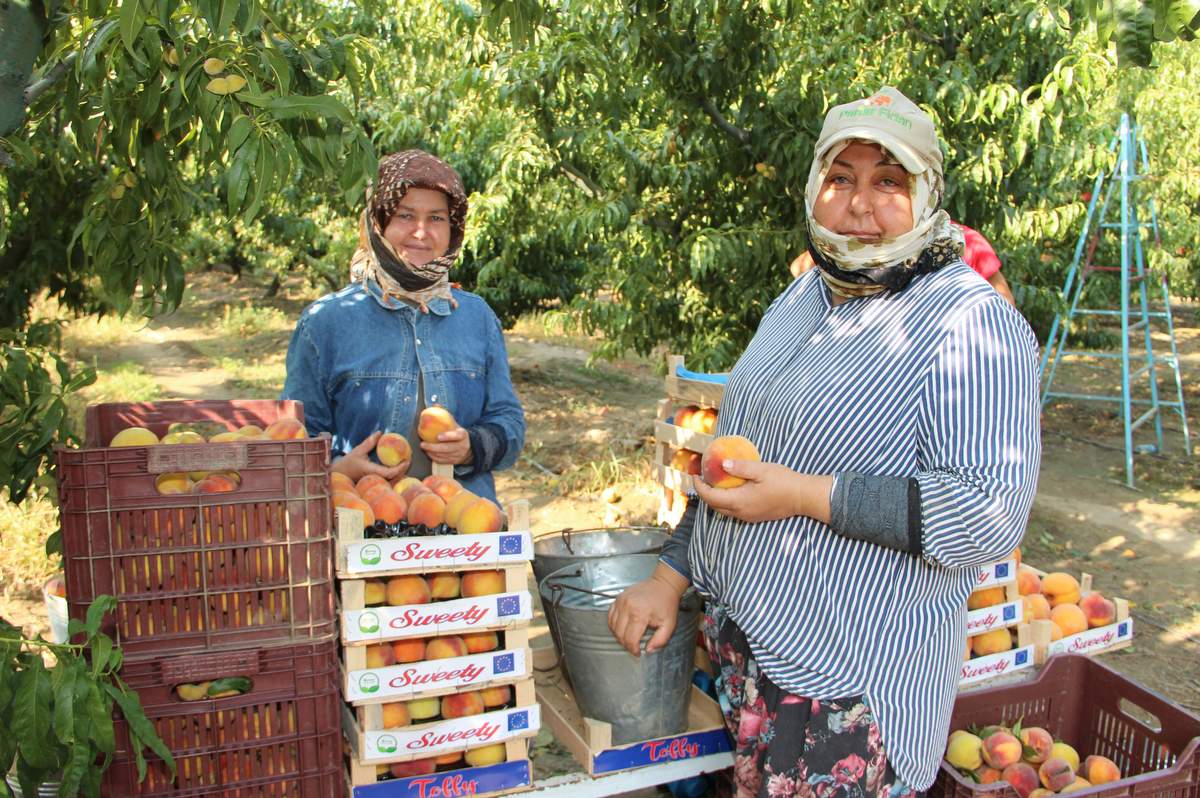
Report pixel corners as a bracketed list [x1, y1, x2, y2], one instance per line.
[1, 270, 1198, 753]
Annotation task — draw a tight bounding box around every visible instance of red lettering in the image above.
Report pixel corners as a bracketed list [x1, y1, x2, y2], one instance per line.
[389, 663, 487, 689]
[643, 737, 701, 762]
[1067, 630, 1117, 653]
[391, 541, 491, 564]
[406, 722, 501, 751]
[966, 612, 999, 631]
[389, 604, 489, 630]
[413, 775, 480, 798]
[961, 657, 1011, 680]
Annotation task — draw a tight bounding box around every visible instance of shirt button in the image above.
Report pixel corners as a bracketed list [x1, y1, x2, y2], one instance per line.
[415, 338, 422, 345]
[431, 394, 438, 402]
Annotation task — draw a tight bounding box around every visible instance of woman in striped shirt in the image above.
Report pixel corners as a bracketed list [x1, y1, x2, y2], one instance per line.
[609, 87, 1040, 797]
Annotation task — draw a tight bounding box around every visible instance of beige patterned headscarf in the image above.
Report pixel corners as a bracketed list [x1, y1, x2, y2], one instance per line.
[349, 150, 468, 311]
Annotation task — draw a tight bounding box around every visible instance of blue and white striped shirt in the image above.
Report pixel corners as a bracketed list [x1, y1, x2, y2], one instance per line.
[688, 262, 1041, 790]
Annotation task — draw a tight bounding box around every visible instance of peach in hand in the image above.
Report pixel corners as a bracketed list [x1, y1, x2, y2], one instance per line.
[418, 406, 458, 442]
[699, 435, 761, 488]
[376, 432, 412, 467]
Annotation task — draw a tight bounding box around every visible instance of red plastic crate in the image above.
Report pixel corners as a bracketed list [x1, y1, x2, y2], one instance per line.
[56, 401, 335, 659]
[933, 655, 1200, 798]
[105, 640, 344, 797]
[83, 399, 306, 448]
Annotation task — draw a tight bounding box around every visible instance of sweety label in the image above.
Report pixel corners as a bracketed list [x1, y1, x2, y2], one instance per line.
[363, 705, 541, 761]
[1048, 618, 1133, 657]
[976, 559, 1017, 588]
[346, 650, 527, 703]
[965, 600, 1023, 635]
[346, 532, 533, 575]
[344, 592, 532, 644]
[960, 645, 1034, 686]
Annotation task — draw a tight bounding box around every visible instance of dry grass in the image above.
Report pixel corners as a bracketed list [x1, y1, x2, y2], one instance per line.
[0, 490, 61, 600]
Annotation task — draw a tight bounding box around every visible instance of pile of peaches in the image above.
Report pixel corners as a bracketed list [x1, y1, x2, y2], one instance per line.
[968, 555, 1119, 658]
[378, 734, 509, 780]
[331, 470, 503, 537]
[106, 419, 307, 495]
[945, 722, 1122, 797]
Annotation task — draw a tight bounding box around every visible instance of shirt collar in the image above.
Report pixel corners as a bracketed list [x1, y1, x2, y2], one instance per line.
[362, 278, 454, 316]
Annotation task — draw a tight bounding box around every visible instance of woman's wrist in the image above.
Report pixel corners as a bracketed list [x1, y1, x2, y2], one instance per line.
[650, 561, 690, 596]
[792, 473, 834, 524]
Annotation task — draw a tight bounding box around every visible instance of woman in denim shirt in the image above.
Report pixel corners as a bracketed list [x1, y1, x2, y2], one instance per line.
[282, 150, 525, 502]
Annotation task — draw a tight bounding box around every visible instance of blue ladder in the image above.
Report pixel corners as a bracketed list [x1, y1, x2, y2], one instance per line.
[1039, 113, 1191, 488]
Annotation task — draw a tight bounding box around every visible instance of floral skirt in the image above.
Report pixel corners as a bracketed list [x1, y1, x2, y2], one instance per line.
[703, 604, 920, 798]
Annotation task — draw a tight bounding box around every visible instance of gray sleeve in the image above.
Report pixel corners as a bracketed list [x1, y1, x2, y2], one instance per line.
[658, 497, 697, 583]
[828, 472, 923, 556]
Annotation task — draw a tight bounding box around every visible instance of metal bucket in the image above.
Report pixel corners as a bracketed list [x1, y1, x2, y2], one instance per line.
[532, 526, 669, 587]
[539, 554, 702, 745]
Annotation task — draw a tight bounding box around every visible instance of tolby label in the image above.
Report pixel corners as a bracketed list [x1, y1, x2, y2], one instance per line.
[345, 650, 527, 703]
[960, 645, 1034, 686]
[345, 532, 533, 575]
[363, 705, 540, 761]
[344, 592, 531, 644]
[976, 559, 1017, 588]
[1048, 618, 1133, 657]
[966, 600, 1023, 635]
[357, 759, 532, 798]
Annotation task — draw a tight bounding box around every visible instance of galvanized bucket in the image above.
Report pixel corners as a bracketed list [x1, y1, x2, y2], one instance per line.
[532, 526, 669, 587]
[539, 554, 702, 745]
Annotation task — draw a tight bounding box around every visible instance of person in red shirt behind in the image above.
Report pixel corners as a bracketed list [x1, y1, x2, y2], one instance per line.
[790, 221, 1015, 306]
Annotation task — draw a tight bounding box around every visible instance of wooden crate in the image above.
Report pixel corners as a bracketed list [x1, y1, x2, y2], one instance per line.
[1017, 571, 1134, 663]
[654, 355, 727, 527]
[966, 560, 1023, 640]
[532, 648, 731, 777]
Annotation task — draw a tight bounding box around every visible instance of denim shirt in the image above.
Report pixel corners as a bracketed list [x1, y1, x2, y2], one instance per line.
[281, 279, 525, 502]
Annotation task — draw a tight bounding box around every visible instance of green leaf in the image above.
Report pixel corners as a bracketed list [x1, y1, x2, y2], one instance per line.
[104, 682, 174, 782]
[58, 741, 92, 798]
[1114, 0, 1156, 66]
[227, 115, 252, 152]
[86, 681, 114, 755]
[13, 665, 54, 769]
[119, 0, 146, 58]
[265, 94, 353, 124]
[83, 595, 114, 640]
[52, 660, 79, 745]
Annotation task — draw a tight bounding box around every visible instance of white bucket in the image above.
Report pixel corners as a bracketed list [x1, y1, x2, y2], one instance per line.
[42, 575, 69, 644]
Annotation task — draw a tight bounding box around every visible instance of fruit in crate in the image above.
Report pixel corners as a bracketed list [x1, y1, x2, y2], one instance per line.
[368, 491, 407, 525]
[1078, 592, 1116, 628]
[358, 474, 390, 495]
[389, 757, 437, 777]
[155, 473, 193, 495]
[334, 493, 375, 527]
[331, 472, 356, 493]
[441, 690, 486, 718]
[1050, 603, 1088, 637]
[1060, 777, 1091, 793]
[673, 405, 698, 429]
[407, 492, 447, 527]
[1019, 727, 1054, 764]
[365, 644, 396, 669]
[1023, 593, 1051, 622]
[670, 448, 702, 476]
[363, 580, 387, 606]
[1041, 573, 1082, 607]
[387, 574, 433, 606]
[945, 730, 983, 770]
[1038, 757, 1076, 791]
[237, 424, 263, 438]
[110, 426, 159, 446]
[263, 418, 307, 439]
[691, 407, 718, 434]
[425, 475, 464, 501]
[1050, 742, 1079, 773]
[418, 406, 458, 442]
[206, 676, 251, 698]
[462, 569, 504, 597]
[1001, 762, 1039, 798]
[462, 630, 499, 653]
[435, 751, 463, 766]
[700, 435, 761, 488]
[971, 628, 1012, 656]
[982, 730, 1023, 769]
[391, 638, 427, 663]
[1082, 755, 1121, 785]
[376, 432, 413, 466]
[479, 684, 511, 708]
[425, 635, 468, 660]
[194, 473, 238, 493]
[175, 681, 212, 701]
[457, 497, 503, 534]
[1017, 565, 1042, 596]
[967, 586, 1006, 610]
[974, 767, 1002, 784]
[208, 431, 241, 443]
[465, 743, 507, 767]
[394, 476, 423, 495]
[427, 572, 461, 600]
[381, 701, 411, 728]
[406, 696, 441, 721]
[445, 490, 479, 528]
[162, 429, 205, 444]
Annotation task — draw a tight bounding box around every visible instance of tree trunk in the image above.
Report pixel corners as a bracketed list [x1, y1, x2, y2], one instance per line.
[0, 2, 47, 137]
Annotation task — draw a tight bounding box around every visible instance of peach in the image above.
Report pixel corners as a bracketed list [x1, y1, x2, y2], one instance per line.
[1039, 757, 1076, 792]
[1002, 762, 1040, 798]
[208, 431, 241, 443]
[400, 483, 432, 505]
[364, 580, 387, 606]
[110, 426, 159, 446]
[236, 424, 263, 439]
[391, 637, 427, 664]
[465, 743, 506, 767]
[968, 586, 1007, 610]
[1079, 592, 1117, 628]
[462, 630, 499, 653]
[444, 490, 479, 528]
[457, 497, 503, 534]
[425, 635, 468, 660]
[1083, 755, 1121, 785]
[1017, 565, 1042, 596]
[365, 643, 396, 669]
[434, 751, 463, 766]
[945, 730, 984, 771]
[406, 697, 441, 721]
[700, 435, 761, 488]
[479, 684, 511, 708]
[381, 701, 411, 728]
[390, 758, 436, 777]
[441, 690, 485, 719]
[426, 476, 463, 502]
[361, 482, 394, 502]
[161, 429, 205, 444]
[982, 731, 1023, 769]
[971, 628, 1013, 656]
[462, 570, 504, 598]
[357, 474, 390, 496]
[193, 473, 238, 493]
[1023, 593, 1052, 622]
[369, 491, 408, 525]
[427, 572, 461, 600]
[1051, 743, 1080, 773]
[393, 476, 423, 495]
[376, 432, 413, 467]
[693, 407, 718, 434]
[1020, 727, 1054, 764]
[673, 406, 697, 429]
[1051, 603, 1088, 637]
[418, 406, 458, 442]
[407, 492, 446, 527]
[974, 767, 1003, 784]
[334, 493, 375, 528]
[1042, 572, 1082, 607]
[155, 472, 193, 495]
[1027, 790, 1054, 798]
[387, 575, 432, 606]
[263, 418, 307, 439]
[1060, 778, 1092, 793]
[330, 472, 356, 493]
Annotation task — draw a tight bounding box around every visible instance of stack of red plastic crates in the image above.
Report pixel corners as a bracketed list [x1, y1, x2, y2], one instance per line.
[56, 400, 343, 797]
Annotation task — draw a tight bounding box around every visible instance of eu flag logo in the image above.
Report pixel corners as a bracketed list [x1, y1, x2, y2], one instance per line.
[508, 710, 529, 731]
[497, 595, 520, 616]
[1015, 649, 1029, 665]
[494, 653, 515, 673]
[499, 535, 523, 555]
